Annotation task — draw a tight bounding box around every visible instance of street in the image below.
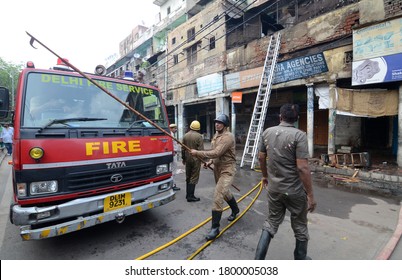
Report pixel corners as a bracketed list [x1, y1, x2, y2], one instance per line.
[0, 152, 401, 260]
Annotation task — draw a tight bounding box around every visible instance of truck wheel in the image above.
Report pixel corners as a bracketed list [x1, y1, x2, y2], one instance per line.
[9, 202, 15, 224]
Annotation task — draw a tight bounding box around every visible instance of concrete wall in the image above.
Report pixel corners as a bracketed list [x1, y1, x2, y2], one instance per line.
[226, 34, 271, 72]
[359, 0, 385, 24]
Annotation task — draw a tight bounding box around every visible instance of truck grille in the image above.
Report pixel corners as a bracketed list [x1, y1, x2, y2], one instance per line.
[66, 163, 153, 191]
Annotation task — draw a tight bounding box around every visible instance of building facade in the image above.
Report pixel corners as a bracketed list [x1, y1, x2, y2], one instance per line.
[107, 0, 402, 167]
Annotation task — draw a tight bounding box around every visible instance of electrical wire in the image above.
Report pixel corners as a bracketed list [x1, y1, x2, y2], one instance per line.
[168, 0, 281, 71]
[109, 0, 252, 77]
[160, 0, 252, 61]
[147, 0, 261, 77]
[110, 0, 250, 78]
[118, 0, 352, 81]
[152, 0, 354, 94]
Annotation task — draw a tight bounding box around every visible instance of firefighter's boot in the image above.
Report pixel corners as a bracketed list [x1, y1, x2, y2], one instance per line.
[206, 211, 222, 241]
[185, 183, 190, 200]
[294, 239, 312, 260]
[227, 197, 239, 221]
[186, 184, 200, 202]
[254, 229, 272, 260]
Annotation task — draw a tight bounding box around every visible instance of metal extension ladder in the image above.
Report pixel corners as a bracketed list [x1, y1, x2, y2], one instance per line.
[240, 32, 281, 169]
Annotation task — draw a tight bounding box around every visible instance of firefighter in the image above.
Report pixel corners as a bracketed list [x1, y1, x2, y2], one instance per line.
[182, 120, 204, 202]
[190, 114, 239, 240]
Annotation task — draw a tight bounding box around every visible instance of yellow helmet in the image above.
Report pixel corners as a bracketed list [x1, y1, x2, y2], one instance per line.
[190, 120, 201, 130]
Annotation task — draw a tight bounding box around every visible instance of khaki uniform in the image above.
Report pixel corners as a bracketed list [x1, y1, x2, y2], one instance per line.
[182, 130, 204, 184]
[196, 128, 236, 211]
[258, 121, 310, 241]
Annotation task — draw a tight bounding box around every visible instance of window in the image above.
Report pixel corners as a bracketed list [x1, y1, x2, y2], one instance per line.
[173, 54, 179, 65]
[344, 51, 353, 65]
[22, 72, 168, 128]
[172, 37, 176, 45]
[187, 44, 198, 65]
[167, 6, 171, 15]
[209, 36, 216, 50]
[187, 27, 195, 43]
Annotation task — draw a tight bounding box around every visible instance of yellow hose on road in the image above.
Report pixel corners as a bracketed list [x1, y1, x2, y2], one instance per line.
[135, 181, 263, 260]
[187, 182, 263, 260]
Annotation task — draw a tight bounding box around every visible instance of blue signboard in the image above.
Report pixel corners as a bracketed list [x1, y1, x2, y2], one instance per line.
[196, 73, 223, 97]
[273, 53, 329, 84]
[352, 52, 402, 85]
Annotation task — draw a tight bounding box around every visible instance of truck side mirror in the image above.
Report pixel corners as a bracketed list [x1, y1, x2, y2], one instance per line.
[0, 87, 10, 119]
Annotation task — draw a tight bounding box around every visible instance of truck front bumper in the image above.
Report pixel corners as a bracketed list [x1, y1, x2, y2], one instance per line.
[11, 178, 175, 240]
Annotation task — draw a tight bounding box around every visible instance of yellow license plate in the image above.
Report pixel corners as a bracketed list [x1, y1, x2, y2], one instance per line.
[104, 192, 131, 212]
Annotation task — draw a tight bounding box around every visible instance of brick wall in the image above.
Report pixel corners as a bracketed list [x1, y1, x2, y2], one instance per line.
[280, 5, 360, 57]
[384, 0, 402, 18]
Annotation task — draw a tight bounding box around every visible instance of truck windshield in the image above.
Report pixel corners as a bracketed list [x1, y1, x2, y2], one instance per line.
[22, 72, 168, 129]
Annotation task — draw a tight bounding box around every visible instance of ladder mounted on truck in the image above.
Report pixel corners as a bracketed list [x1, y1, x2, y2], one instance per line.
[240, 32, 281, 169]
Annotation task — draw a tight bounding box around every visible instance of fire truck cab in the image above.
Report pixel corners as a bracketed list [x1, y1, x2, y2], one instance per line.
[2, 60, 176, 240]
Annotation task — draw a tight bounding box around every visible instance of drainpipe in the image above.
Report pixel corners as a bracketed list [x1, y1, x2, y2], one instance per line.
[178, 102, 184, 141]
[231, 102, 236, 137]
[328, 83, 337, 155]
[306, 83, 314, 158]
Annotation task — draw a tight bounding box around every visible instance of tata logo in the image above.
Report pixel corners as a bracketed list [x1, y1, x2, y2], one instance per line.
[110, 174, 123, 183]
[106, 162, 126, 169]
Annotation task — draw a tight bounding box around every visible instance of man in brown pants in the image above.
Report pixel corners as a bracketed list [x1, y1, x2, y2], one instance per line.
[254, 103, 317, 260]
[190, 114, 240, 240]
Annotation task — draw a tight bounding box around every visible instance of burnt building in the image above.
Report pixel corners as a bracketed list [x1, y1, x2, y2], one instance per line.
[108, 0, 402, 168]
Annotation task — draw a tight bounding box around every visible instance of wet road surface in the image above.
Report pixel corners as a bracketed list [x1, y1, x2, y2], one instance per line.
[0, 157, 401, 260]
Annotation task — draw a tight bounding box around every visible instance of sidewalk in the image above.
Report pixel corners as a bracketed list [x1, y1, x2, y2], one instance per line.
[232, 142, 402, 195]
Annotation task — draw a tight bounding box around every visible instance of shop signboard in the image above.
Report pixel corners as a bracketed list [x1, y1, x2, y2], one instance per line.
[232, 91, 243, 103]
[352, 18, 402, 85]
[225, 53, 329, 89]
[196, 72, 223, 97]
[272, 53, 328, 84]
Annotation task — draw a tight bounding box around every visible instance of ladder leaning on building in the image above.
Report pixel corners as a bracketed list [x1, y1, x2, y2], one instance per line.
[240, 32, 281, 169]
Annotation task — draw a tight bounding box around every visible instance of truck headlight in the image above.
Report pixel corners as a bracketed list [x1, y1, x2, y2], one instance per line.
[29, 147, 44, 160]
[156, 164, 169, 174]
[30, 181, 58, 195]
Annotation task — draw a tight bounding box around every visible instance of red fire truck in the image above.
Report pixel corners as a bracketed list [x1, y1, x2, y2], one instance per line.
[0, 61, 176, 240]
